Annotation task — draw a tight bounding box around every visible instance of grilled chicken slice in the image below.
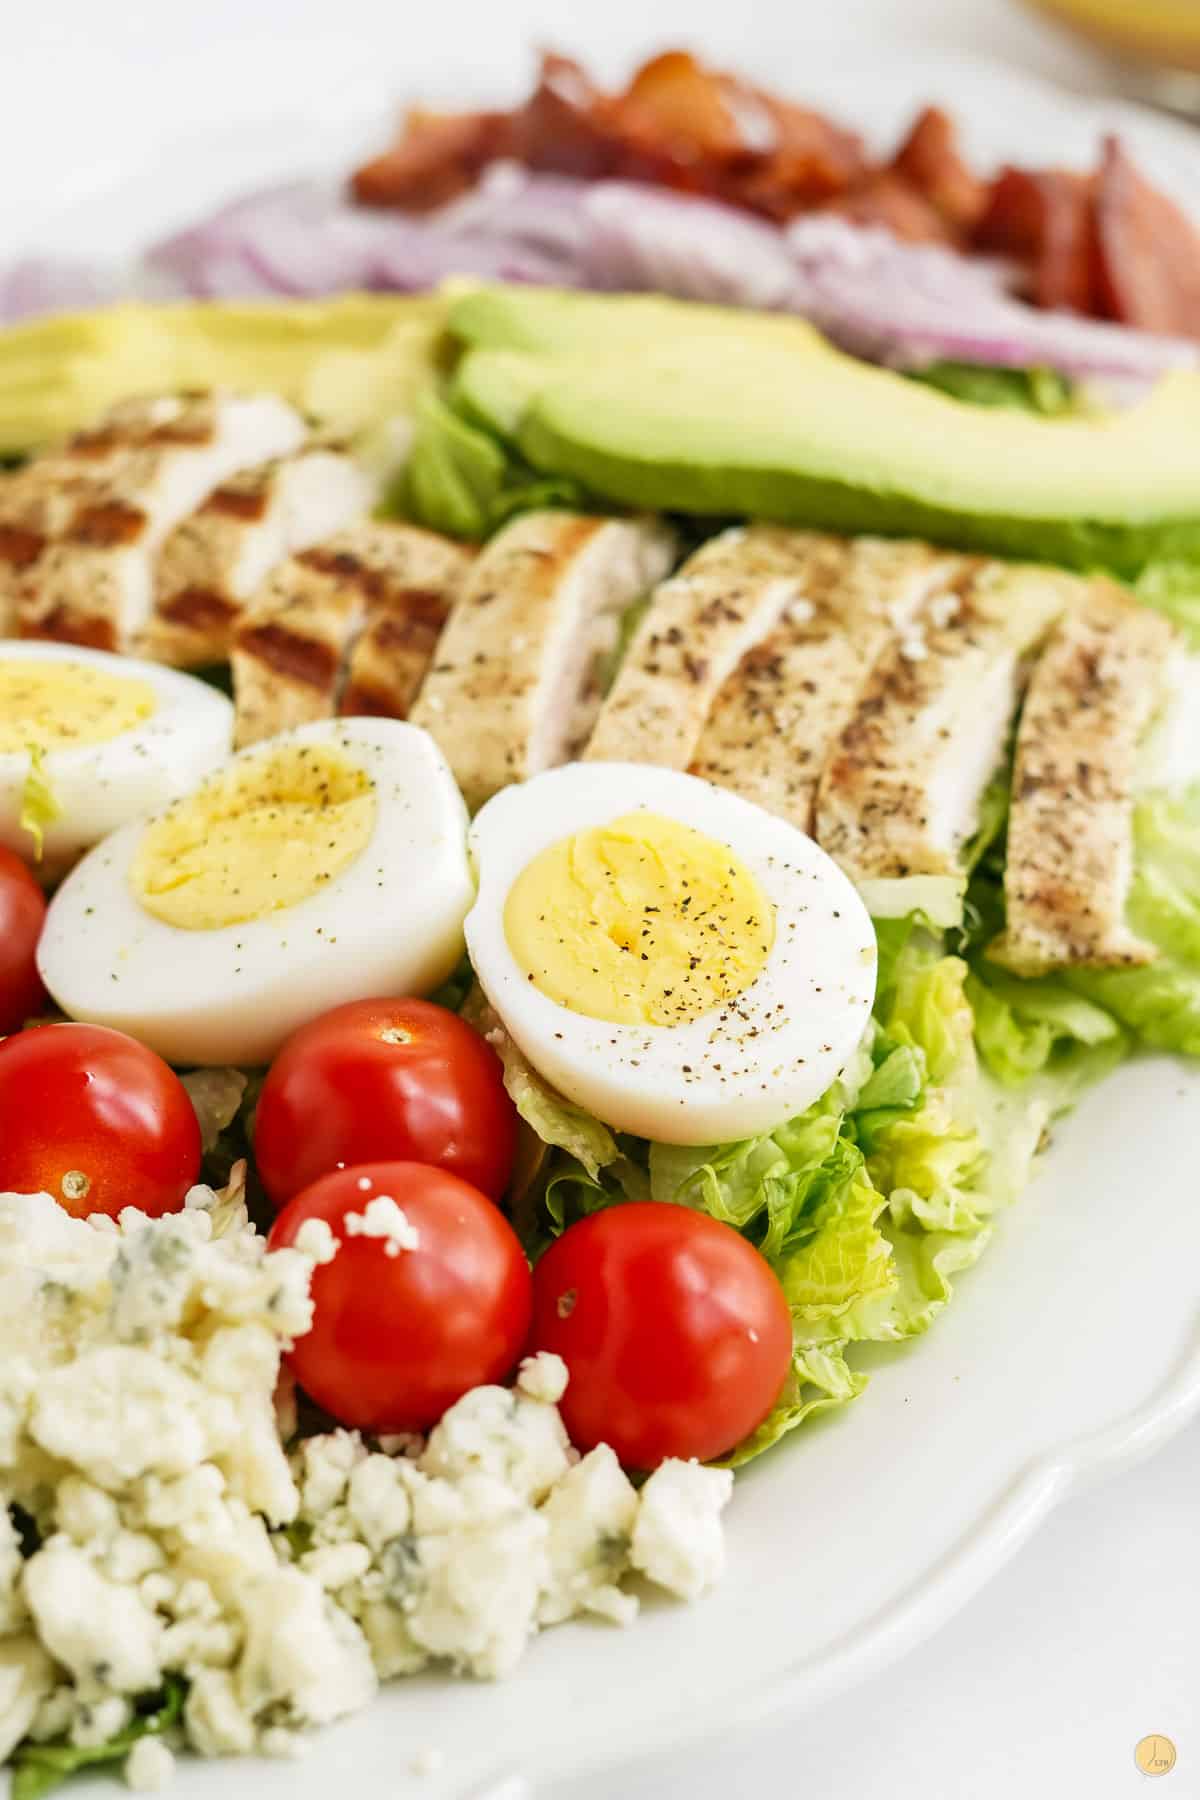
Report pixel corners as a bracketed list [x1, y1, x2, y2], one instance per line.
[232, 520, 473, 748]
[0, 396, 206, 632]
[142, 443, 376, 667]
[988, 582, 1177, 976]
[13, 392, 304, 650]
[584, 525, 808, 769]
[409, 512, 676, 811]
[689, 533, 963, 831]
[816, 561, 1082, 891]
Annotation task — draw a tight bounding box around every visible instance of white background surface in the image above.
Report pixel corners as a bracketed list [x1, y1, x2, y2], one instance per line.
[5, 4, 1198, 1797]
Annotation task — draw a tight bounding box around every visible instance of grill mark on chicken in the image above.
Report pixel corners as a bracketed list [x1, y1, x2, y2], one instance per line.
[232, 520, 473, 748]
[156, 587, 240, 633]
[144, 444, 373, 668]
[988, 581, 1177, 975]
[13, 392, 305, 651]
[410, 511, 676, 811]
[816, 561, 1081, 884]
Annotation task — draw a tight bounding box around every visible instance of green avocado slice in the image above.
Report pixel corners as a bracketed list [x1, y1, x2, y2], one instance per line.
[448, 289, 1200, 577]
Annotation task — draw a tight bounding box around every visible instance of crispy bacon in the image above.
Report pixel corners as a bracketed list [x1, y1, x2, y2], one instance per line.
[974, 167, 1100, 314]
[824, 172, 953, 245]
[352, 110, 512, 211]
[890, 107, 987, 237]
[1094, 136, 1200, 339]
[349, 50, 1200, 341]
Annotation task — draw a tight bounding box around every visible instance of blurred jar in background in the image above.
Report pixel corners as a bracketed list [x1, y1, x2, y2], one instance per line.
[1026, 0, 1200, 109]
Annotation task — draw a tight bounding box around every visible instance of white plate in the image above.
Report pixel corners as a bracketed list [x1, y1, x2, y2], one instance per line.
[5, 45, 1200, 1800]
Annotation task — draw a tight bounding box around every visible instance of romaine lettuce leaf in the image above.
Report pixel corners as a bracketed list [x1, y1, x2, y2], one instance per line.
[10, 1676, 185, 1800]
[1135, 562, 1200, 647]
[720, 1342, 866, 1468]
[1066, 783, 1200, 1056]
[402, 385, 584, 540]
[19, 746, 60, 862]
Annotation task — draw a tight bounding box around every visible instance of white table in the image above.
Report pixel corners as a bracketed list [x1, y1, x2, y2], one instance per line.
[7, 4, 1198, 1795]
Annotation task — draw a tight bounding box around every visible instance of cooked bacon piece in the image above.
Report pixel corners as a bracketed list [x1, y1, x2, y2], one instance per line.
[890, 107, 987, 237]
[824, 171, 953, 245]
[1094, 136, 1200, 339]
[989, 583, 1177, 977]
[973, 167, 1100, 313]
[143, 444, 375, 668]
[232, 520, 472, 747]
[353, 109, 512, 211]
[353, 49, 864, 222]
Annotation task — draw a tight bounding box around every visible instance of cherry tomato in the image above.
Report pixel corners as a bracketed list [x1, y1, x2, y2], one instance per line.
[0, 848, 47, 1034]
[528, 1203, 793, 1469]
[0, 1022, 201, 1219]
[268, 1160, 532, 1433]
[254, 998, 518, 1210]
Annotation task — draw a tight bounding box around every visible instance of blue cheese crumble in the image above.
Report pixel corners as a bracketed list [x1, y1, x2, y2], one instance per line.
[0, 1188, 733, 1778]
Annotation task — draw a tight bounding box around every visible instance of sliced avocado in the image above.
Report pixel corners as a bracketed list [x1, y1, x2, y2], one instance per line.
[0, 295, 447, 455]
[451, 283, 829, 357]
[448, 288, 1200, 576]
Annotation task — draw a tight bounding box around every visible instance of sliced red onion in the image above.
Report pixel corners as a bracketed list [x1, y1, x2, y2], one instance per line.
[579, 182, 796, 309]
[0, 256, 123, 322]
[786, 214, 1198, 384]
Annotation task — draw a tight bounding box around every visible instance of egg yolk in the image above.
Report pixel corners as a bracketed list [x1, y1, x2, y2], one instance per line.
[131, 742, 376, 931]
[504, 811, 775, 1028]
[0, 658, 156, 754]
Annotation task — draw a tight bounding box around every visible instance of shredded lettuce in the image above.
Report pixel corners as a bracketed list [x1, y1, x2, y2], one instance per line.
[402, 386, 583, 539]
[10, 1676, 185, 1800]
[1135, 562, 1200, 647]
[1065, 783, 1200, 1057]
[907, 362, 1078, 416]
[19, 746, 60, 862]
[490, 920, 1032, 1463]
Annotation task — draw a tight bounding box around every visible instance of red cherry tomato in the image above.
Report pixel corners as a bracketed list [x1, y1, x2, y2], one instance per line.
[528, 1203, 793, 1470]
[268, 1160, 532, 1433]
[0, 848, 47, 1034]
[0, 1022, 201, 1219]
[254, 998, 518, 1209]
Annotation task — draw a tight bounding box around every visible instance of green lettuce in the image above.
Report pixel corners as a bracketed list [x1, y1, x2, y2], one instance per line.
[11, 1677, 185, 1800]
[1135, 562, 1200, 647]
[19, 746, 60, 862]
[908, 362, 1077, 416]
[402, 386, 584, 540]
[1066, 783, 1200, 1056]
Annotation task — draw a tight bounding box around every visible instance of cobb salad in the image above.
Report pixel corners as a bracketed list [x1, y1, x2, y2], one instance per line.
[2, 52, 1200, 1800]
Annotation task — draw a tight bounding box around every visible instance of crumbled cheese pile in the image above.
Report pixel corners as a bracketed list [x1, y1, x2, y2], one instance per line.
[0, 1189, 733, 1782]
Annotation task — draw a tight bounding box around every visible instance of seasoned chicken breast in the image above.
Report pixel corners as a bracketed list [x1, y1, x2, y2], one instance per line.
[232, 520, 473, 748]
[689, 533, 963, 831]
[142, 443, 376, 667]
[816, 561, 1081, 890]
[584, 525, 804, 769]
[409, 511, 676, 811]
[13, 392, 304, 650]
[988, 582, 1177, 976]
[1, 396, 205, 632]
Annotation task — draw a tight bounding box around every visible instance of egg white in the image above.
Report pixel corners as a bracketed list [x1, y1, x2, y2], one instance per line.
[0, 641, 234, 873]
[38, 718, 474, 1067]
[466, 761, 878, 1146]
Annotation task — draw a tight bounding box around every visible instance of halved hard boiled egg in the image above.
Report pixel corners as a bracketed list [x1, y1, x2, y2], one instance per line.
[466, 761, 877, 1145]
[0, 642, 233, 874]
[39, 718, 474, 1066]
